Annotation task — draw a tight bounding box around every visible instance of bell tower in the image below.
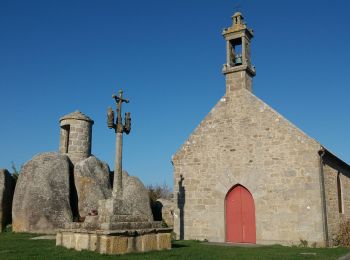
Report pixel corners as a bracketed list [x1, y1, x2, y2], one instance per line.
[222, 12, 256, 94]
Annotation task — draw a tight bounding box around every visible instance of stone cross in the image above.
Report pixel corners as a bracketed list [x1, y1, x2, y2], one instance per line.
[107, 90, 131, 198]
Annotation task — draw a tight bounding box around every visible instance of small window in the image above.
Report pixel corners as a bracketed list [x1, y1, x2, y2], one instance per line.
[337, 172, 343, 214]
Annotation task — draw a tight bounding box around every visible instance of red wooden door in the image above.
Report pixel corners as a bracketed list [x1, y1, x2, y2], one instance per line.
[226, 185, 256, 243]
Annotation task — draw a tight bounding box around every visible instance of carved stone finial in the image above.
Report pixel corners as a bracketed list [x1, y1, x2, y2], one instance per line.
[231, 12, 246, 31]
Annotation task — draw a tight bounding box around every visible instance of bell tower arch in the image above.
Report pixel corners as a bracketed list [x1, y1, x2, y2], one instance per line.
[222, 12, 256, 94]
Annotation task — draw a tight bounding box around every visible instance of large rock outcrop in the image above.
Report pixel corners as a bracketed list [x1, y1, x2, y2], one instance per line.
[0, 169, 15, 232]
[74, 156, 112, 218]
[12, 153, 73, 233]
[122, 171, 153, 221]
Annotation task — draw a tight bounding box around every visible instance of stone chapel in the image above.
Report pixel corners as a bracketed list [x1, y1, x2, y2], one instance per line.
[172, 12, 350, 246]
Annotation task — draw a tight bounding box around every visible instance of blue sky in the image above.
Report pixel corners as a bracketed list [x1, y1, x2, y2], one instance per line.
[1, 0, 349, 187]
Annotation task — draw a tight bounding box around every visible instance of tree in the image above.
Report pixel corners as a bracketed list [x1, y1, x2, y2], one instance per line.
[11, 161, 20, 181]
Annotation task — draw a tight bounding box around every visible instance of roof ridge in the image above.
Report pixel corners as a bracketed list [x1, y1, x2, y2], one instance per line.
[59, 110, 94, 123]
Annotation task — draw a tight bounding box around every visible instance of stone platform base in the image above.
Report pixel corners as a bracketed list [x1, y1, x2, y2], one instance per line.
[56, 228, 172, 255]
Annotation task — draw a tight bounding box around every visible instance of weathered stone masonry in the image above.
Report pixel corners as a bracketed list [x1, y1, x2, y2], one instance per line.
[322, 151, 350, 246]
[173, 89, 325, 245]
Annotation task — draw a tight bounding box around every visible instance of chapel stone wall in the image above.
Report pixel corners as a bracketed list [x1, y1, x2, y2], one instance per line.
[173, 88, 325, 246]
[225, 70, 253, 93]
[323, 163, 350, 246]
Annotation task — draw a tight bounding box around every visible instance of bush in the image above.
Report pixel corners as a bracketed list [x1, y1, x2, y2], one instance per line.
[298, 239, 308, 248]
[334, 219, 350, 247]
[4, 224, 12, 233]
[148, 183, 173, 221]
[11, 161, 20, 181]
[171, 231, 177, 241]
[147, 183, 172, 204]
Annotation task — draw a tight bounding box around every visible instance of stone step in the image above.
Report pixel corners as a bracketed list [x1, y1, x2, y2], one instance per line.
[64, 222, 83, 229]
[99, 214, 149, 223]
[100, 221, 163, 230]
[64, 219, 163, 231]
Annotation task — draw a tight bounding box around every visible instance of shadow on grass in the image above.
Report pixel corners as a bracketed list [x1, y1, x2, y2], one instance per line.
[171, 243, 188, 249]
[171, 240, 189, 249]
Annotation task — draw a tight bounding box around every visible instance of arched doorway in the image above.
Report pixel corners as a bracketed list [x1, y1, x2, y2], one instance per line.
[225, 184, 256, 243]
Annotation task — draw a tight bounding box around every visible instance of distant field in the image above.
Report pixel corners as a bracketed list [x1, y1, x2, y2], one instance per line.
[0, 232, 349, 259]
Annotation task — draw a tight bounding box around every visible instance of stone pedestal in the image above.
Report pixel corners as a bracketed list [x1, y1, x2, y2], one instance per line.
[56, 198, 172, 254]
[56, 228, 172, 254]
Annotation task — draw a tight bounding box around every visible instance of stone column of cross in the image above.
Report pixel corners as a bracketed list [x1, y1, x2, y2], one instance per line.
[108, 90, 131, 198]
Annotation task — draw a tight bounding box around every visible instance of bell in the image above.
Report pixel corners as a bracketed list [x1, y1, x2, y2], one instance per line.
[235, 54, 242, 65]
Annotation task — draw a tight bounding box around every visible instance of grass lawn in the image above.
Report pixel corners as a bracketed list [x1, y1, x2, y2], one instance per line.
[0, 232, 349, 259]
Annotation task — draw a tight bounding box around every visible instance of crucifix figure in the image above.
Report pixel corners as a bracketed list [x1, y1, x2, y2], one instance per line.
[107, 90, 131, 198]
